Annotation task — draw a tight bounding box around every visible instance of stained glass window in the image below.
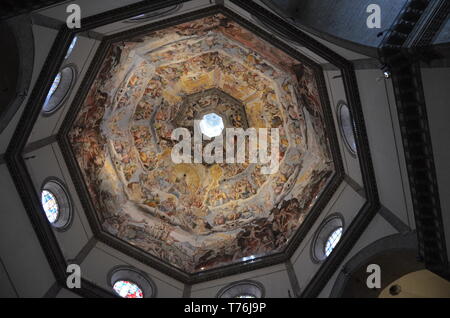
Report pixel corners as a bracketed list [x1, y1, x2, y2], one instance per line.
[199, 113, 224, 138]
[324, 227, 343, 257]
[127, 5, 181, 22]
[235, 294, 256, 298]
[338, 103, 357, 154]
[41, 190, 59, 223]
[113, 280, 144, 298]
[217, 281, 264, 298]
[42, 66, 75, 114]
[47, 73, 62, 100]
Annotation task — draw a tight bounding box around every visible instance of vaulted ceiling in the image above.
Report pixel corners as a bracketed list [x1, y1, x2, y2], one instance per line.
[67, 13, 335, 273]
[1, 0, 449, 298]
[4, 0, 401, 294]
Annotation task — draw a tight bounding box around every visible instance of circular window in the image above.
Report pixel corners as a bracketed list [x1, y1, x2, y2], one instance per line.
[199, 113, 224, 138]
[40, 179, 72, 229]
[337, 102, 357, 155]
[42, 65, 76, 115]
[108, 267, 156, 298]
[64, 36, 78, 59]
[311, 215, 344, 263]
[48, 73, 61, 98]
[113, 280, 144, 298]
[217, 280, 264, 298]
[41, 190, 59, 223]
[324, 226, 343, 257]
[235, 294, 257, 298]
[126, 4, 183, 22]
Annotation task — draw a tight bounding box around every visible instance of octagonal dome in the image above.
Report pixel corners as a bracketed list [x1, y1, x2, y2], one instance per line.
[68, 13, 335, 274]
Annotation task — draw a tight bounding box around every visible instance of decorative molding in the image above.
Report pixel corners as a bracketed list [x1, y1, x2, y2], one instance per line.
[23, 134, 57, 154]
[182, 284, 192, 298]
[379, 205, 411, 234]
[31, 13, 63, 30]
[80, 30, 105, 41]
[285, 260, 301, 298]
[344, 175, 365, 199]
[74, 278, 117, 298]
[43, 281, 61, 298]
[420, 57, 450, 68]
[73, 236, 97, 265]
[122, 3, 184, 24]
[322, 58, 382, 71]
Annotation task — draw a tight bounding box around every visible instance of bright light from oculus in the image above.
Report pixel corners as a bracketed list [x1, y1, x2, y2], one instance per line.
[324, 227, 343, 257]
[113, 280, 143, 298]
[41, 190, 59, 223]
[199, 113, 224, 138]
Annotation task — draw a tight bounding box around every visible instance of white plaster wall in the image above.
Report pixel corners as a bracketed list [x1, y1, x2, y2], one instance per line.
[0, 165, 56, 297]
[324, 68, 364, 186]
[421, 67, 450, 261]
[0, 0, 423, 298]
[0, 25, 56, 153]
[318, 213, 398, 297]
[81, 242, 185, 298]
[191, 263, 292, 298]
[28, 33, 99, 143]
[36, 0, 144, 21]
[92, 0, 212, 35]
[356, 69, 414, 229]
[0, 257, 18, 297]
[25, 143, 92, 261]
[0, 21, 59, 299]
[56, 288, 82, 298]
[290, 182, 365, 290]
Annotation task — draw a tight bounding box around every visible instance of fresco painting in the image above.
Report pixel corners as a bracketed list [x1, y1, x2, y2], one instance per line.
[69, 14, 334, 273]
